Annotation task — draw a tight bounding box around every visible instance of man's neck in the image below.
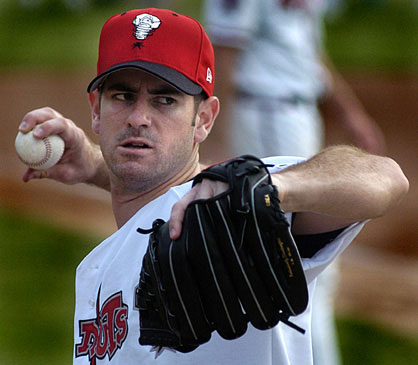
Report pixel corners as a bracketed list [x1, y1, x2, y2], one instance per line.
[111, 153, 204, 228]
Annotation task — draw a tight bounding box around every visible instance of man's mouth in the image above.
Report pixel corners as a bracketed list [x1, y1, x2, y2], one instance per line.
[123, 142, 150, 149]
[120, 137, 153, 149]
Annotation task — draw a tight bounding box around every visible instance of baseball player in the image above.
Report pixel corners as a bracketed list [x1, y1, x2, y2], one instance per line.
[19, 8, 408, 365]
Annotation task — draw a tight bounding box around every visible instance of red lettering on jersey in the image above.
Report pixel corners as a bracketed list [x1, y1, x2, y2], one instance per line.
[75, 288, 128, 364]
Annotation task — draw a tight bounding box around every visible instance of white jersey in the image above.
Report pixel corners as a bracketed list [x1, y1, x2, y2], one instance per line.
[203, 0, 329, 101]
[73, 157, 364, 364]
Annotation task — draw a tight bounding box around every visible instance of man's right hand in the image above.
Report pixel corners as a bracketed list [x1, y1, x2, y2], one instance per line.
[19, 107, 109, 190]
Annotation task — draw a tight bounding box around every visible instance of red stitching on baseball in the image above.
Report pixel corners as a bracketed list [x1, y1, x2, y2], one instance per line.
[21, 138, 52, 168]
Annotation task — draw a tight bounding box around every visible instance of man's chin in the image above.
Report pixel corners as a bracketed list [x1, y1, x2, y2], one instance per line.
[110, 162, 160, 189]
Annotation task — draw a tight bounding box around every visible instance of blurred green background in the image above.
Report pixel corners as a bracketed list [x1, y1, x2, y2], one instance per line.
[1, 0, 418, 73]
[1, 0, 417, 364]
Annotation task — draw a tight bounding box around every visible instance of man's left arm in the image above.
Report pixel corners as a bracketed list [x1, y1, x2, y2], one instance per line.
[170, 145, 409, 239]
[271, 145, 408, 235]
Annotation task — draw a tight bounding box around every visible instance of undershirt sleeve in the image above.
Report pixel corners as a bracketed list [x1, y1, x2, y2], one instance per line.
[294, 228, 346, 258]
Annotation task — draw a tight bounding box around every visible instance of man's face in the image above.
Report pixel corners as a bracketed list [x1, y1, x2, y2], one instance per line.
[93, 69, 199, 193]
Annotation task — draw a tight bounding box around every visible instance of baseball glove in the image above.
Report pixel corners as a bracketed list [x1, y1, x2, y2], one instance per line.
[135, 155, 308, 353]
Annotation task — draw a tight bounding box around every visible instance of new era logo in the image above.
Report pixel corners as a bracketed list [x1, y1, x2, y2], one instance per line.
[206, 67, 213, 83]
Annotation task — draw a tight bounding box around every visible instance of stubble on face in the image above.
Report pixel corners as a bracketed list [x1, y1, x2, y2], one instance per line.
[97, 69, 201, 195]
[107, 121, 196, 194]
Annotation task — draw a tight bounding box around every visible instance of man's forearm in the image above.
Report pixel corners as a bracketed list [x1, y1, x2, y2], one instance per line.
[273, 145, 409, 222]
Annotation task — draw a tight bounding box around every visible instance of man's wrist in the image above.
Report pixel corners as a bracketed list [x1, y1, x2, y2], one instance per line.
[85, 144, 110, 191]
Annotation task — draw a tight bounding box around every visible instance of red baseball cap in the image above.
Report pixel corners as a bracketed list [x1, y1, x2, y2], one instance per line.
[87, 8, 215, 97]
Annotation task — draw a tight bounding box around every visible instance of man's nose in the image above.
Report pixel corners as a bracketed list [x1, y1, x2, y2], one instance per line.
[125, 99, 152, 128]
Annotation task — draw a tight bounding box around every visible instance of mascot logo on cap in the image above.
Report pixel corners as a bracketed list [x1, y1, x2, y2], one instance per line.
[132, 13, 161, 40]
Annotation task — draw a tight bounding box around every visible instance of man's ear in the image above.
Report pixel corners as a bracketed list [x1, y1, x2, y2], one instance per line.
[194, 96, 220, 144]
[89, 90, 101, 135]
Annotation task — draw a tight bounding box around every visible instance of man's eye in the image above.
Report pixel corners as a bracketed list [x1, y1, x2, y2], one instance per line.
[156, 97, 175, 105]
[114, 93, 134, 102]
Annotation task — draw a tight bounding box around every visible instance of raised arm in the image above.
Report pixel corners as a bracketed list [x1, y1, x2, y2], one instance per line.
[170, 145, 409, 239]
[273, 145, 409, 235]
[19, 107, 110, 190]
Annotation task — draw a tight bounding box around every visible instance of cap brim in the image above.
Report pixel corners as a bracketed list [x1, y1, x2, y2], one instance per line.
[87, 61, 203, 95]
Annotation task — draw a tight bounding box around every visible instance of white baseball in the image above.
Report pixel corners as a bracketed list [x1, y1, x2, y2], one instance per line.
[15, 130, 65, 170]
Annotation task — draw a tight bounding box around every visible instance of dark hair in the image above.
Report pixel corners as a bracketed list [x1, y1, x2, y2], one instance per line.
[194, 91, 208, 111]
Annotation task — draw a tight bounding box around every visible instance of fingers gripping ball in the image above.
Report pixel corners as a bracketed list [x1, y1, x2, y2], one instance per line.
[135, 155, 309, 353]
[15, 130, 65, 170]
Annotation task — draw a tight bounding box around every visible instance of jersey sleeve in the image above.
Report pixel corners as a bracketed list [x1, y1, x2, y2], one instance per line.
[263, 155, 306, 173]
